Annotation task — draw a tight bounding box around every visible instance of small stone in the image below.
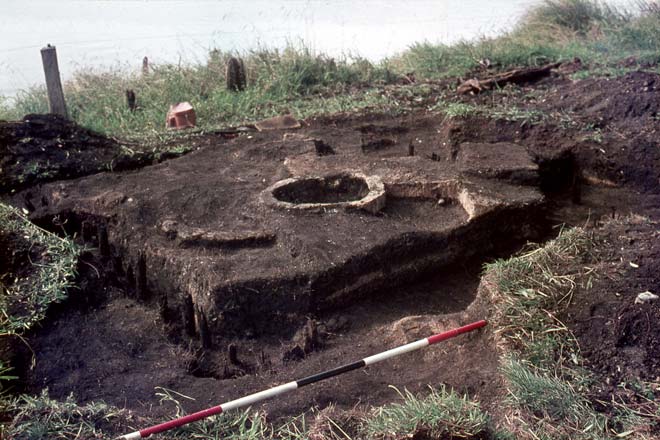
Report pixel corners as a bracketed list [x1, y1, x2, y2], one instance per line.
[160, 220, 178, 239]
[635, 291, 658, 304]
[437, 198, 446, 206]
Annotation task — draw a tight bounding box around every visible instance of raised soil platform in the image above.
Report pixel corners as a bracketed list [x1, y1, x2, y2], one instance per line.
[23, 118, 546, 344]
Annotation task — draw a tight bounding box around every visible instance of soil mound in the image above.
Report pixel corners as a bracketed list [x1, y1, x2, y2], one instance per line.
[544, 71, 660, 192]
[0, 114, 120, 192]
[442, 71, 660, 193]
[566, 71, 660, 123]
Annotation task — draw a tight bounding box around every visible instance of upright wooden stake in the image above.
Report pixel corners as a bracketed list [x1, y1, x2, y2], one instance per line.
[408, 141, 415, 157]
[40, 45, 68, 118]
[126, 89, 137, 112]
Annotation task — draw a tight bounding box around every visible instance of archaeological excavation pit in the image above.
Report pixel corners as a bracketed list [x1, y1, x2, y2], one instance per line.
[2, 65, 659, 440]
[11, 114, 568, 423]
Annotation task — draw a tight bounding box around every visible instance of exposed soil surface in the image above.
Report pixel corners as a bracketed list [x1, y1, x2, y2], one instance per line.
[13, 109, 538, 422]
[454, 70, 660, 193]
[18, 110, 547, 343]
[25, 254, 499, 423]
[0, 114, 205, 193]
[2, 68, 660, 436]
[564, 217, 660, 409]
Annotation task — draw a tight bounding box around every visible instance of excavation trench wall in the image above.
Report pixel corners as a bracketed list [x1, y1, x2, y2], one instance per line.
[204, 203, 546, 338]
[34, 195, 546, 343]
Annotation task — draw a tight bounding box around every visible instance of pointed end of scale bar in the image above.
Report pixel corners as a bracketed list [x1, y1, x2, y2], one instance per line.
[116, 432, 142, 440]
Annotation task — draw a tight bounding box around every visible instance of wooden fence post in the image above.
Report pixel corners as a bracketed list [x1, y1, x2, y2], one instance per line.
[40, 44, 68, 118]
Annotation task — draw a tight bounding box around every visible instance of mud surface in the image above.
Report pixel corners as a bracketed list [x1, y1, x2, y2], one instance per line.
[2, 69, 660, 430]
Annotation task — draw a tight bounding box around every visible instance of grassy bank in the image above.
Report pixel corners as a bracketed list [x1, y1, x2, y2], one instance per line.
[1, 0, 660, 139]
[0, 203, 79, 335]
[486, 224, 658, 439]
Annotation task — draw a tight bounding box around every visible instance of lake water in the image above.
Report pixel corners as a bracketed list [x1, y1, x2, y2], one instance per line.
[0, 0, 636, 97]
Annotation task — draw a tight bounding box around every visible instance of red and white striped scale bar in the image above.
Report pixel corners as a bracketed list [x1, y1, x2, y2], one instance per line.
[118, 319, 487, 440]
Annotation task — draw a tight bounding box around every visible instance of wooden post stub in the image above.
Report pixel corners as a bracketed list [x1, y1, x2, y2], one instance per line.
[142, 56, 149, 75]
[228, 343, 239, 365]
[182, 295, 195, 336]
[136, 253, 148, 300]
[126, 89, 137, 112]
[40, 45, 68, 118]
[226, 57, 246, 92]
[98, 222, 110, 257]
[197, 308, 212, 349]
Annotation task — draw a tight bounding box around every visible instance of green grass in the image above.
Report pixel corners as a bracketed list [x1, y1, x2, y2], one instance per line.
[2, 385, 497, 440]
[502, 358, 608, 438]
[388, 0, 660, 79]
[0, 204, 80, 433]
[2, 1, 660, 140]
[0, 48, 396, 140]
[485, 227, 595, 374]
[438, 97, 559, 127]
[442, 102, 479, 118]
[4, 390, 137, 440]
[363, 386, 492, 439]
[0, 202, 79, 335]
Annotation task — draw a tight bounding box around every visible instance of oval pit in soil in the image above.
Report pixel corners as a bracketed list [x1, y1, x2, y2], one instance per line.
[263, 173, 386, 214]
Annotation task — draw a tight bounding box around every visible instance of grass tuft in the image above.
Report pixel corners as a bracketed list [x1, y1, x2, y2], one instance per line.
[503, 357, 600, 423]
[522, 0, 628, 35]
[4, 390, 135, 440]
[363, 385, 491, 439]
[0, 202, 79, 335]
